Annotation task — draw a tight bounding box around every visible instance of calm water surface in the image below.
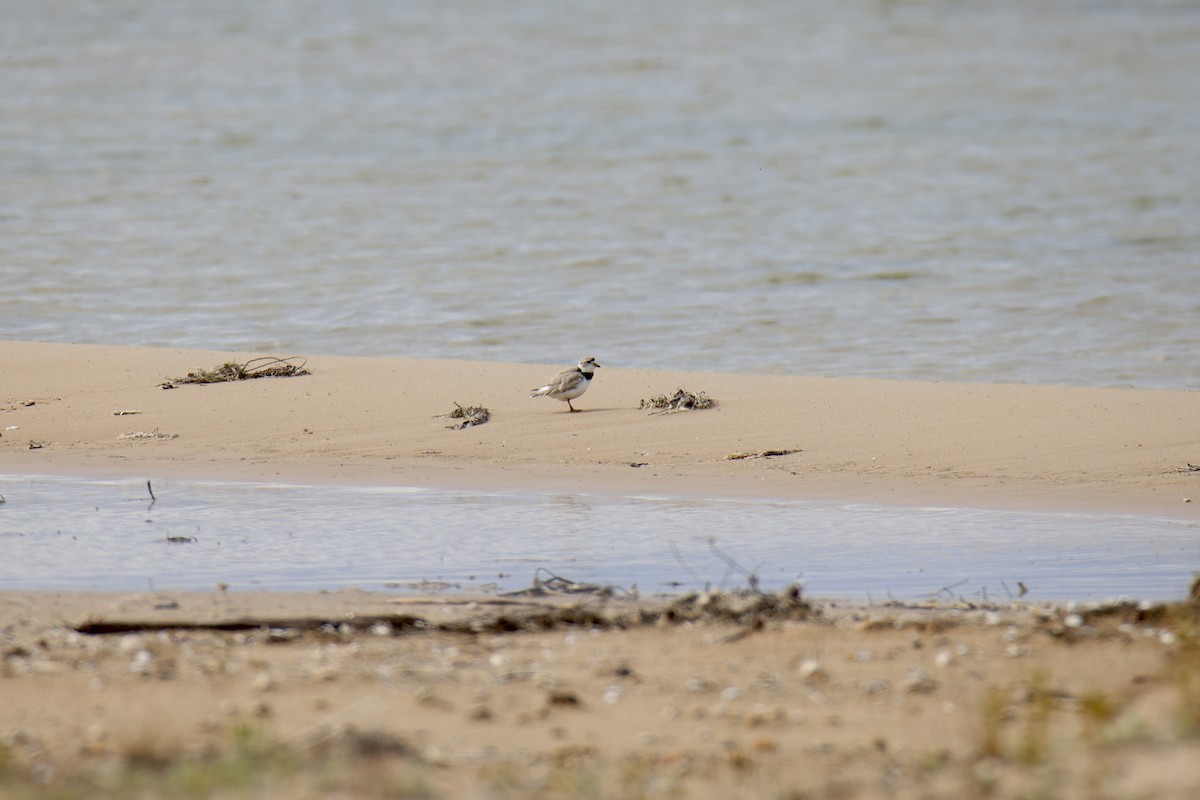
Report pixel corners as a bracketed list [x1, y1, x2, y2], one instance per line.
[1, 476, 1196, 602]
[3, 0, 1198, 387]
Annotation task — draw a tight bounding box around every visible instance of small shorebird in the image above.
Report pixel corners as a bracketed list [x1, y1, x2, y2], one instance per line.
[530, 357, 601, 412]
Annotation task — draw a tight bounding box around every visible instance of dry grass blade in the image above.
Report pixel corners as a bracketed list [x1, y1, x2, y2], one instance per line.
[443, 402, 490, 429]
[640, 388, 716, 414]
[170, 356, 310, 386]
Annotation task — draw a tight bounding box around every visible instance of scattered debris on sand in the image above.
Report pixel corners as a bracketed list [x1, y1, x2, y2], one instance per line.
[640, 388, 717, 414]
[504, 568, 627, 599]
[725, 448, 802, 460]
[111, 409, 142, 416]
[164, 356, 309, 387]
[11, 585, 1196, 800]
[442, 402, 490, 429]
[68, 585, 814, 637]
[118, 429, 178, 441]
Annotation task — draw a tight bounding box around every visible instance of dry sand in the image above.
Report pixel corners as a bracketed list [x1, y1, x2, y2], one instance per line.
[2, 589, 1199, 798]
[2, 340, 1198, 515]
[2, 340, 1200, 797]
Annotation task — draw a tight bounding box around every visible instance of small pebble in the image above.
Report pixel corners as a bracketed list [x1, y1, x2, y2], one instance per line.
[904, 668, 938, 694]
[251, 671, 275, 692]
[798, 659, 826, 681]
[308, 664, 340, 682]
[117, 635, 146, 654]
[129, 650, 154, 675]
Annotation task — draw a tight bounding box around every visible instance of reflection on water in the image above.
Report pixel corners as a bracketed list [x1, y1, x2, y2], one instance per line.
[1, 476, 1196, 602]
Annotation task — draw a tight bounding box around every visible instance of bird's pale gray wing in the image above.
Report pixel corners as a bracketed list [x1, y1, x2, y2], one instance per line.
[548, 369, 585, 393]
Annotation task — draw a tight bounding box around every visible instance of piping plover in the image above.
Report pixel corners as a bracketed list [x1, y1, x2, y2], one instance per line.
[530, 357, 601, 412]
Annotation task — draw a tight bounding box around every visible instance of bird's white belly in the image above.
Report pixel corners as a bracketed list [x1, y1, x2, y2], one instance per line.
[552, 382, 588, 400]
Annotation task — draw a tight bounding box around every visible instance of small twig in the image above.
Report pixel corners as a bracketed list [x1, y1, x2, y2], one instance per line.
[707, 539, 761, 594]
[146, 480, 157, 503]
[669, 541, 703, 587]
[725, 448, 802, 461]
[502, 568, 623, 598]
[935, 579, 969, 600]
[999, 577, 1014, 603]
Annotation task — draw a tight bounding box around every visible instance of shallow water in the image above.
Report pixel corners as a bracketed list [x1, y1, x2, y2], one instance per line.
[1, 476, 1195, 602]
[3, 0, 1199, 387]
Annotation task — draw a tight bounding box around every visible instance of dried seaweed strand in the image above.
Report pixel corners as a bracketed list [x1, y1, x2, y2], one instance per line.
[443, 403, 490, 429]
[639, 388, 717, 414]
[171, 356, 309, 385]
